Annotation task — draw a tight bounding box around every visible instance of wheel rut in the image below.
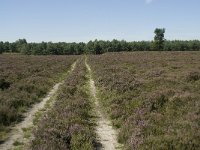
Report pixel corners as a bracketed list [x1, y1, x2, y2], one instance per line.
[0, 61, 77, 150]
[85, 59, 122, 150]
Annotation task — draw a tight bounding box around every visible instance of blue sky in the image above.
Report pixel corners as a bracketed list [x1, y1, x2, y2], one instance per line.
[0, 0, 200, 42]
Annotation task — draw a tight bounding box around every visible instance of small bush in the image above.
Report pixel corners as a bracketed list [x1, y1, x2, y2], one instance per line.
[0, 79, 10, 90]
[0, 105, 19, 126]
[186, 72, 200, 82]
[150, 94, 168, 111]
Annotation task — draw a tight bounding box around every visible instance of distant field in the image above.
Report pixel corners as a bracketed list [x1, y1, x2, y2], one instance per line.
[0, 55, 77, 142]
[0, 52, 200, 149]
[88, 51, 200, 149]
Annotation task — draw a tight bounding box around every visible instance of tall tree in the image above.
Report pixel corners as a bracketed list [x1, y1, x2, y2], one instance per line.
[94, 40, 103, 54]
[154, 28, 165, 50]
[3, 42, 10, 52]
[0, 41, 3, 54]
[15, 39, 27, 52]
[86, 41, 95, 54]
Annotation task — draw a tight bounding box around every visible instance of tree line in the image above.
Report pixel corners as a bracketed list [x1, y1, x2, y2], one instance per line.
[1, 39, 200, 55]
[1, 28, 200, 55]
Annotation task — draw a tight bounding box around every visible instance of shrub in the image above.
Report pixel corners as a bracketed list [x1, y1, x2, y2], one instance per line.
[186, 71, 200, 82]
[0, 79, 10, 90]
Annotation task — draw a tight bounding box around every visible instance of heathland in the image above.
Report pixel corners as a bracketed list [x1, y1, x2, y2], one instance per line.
[0, 55, 77, 143]
[0, 52, 199, 150]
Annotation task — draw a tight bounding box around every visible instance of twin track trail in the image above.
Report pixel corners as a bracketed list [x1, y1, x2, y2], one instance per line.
[85, 59, 122, 150]
[0, 61, 77, 150]
[0, 59, 121, 150]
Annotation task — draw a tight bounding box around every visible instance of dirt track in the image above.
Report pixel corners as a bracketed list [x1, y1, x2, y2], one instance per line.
[86, 60, 122, 150]
[0, 61, 77, 150]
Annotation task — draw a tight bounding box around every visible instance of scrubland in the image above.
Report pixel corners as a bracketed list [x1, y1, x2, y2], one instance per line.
[0, 52, 200, 150]
[31, 58, 97, 149]
[0, 55, 77, 143]
[88, 52, 200, 149]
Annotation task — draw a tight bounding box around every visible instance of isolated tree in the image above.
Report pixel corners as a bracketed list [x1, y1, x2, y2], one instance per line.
[154, 28, 165, 50]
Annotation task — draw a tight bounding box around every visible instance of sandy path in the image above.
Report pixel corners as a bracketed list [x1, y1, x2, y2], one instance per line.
[0, 61, 77, 150]
[85, 60, 122, 150]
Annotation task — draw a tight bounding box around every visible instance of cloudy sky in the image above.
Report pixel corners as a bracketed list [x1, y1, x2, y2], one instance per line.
[0, 0, 200, 42]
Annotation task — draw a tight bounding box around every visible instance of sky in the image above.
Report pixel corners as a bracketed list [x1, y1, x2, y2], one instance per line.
[0, 0, 200, 42]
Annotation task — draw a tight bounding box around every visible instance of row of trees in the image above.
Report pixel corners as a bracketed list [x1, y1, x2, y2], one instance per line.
[0, 39, 87, 55]
[1, 28, 200, 55]
[1, 39, 200, 55]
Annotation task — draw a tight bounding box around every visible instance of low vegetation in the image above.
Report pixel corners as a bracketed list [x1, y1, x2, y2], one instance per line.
[1, 52, 200, 149]
[31, 58, 97, 150]
[88, 52, 200, 149]
[0, 55, 77, 142]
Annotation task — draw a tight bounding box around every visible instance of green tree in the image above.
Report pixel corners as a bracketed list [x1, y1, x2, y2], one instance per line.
[46, 42, 58, 55]
[15, 39, 27, 52]
[85, 41, 95, 54]
[111, 39, 121, 52]
[0, 42, 4, 54]
[3, 42, 10, 52]
[154, 28, 165, 50]
[93, 40, 103, 54]
[20, 44, 31, 55]
[9, 43, 17, 53]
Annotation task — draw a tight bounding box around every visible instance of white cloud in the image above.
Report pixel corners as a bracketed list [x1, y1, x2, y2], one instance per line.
[145, 0, 153, 4]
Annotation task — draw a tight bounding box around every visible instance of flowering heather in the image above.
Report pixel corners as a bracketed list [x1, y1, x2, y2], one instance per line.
[88, 52, 200, 149]
[0, 54, 77, 142]
[31, 58, 97, 150]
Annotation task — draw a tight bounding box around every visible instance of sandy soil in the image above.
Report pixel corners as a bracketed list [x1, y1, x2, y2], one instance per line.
[0, 61, 77, 150]
[86, 61, 122, 150]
